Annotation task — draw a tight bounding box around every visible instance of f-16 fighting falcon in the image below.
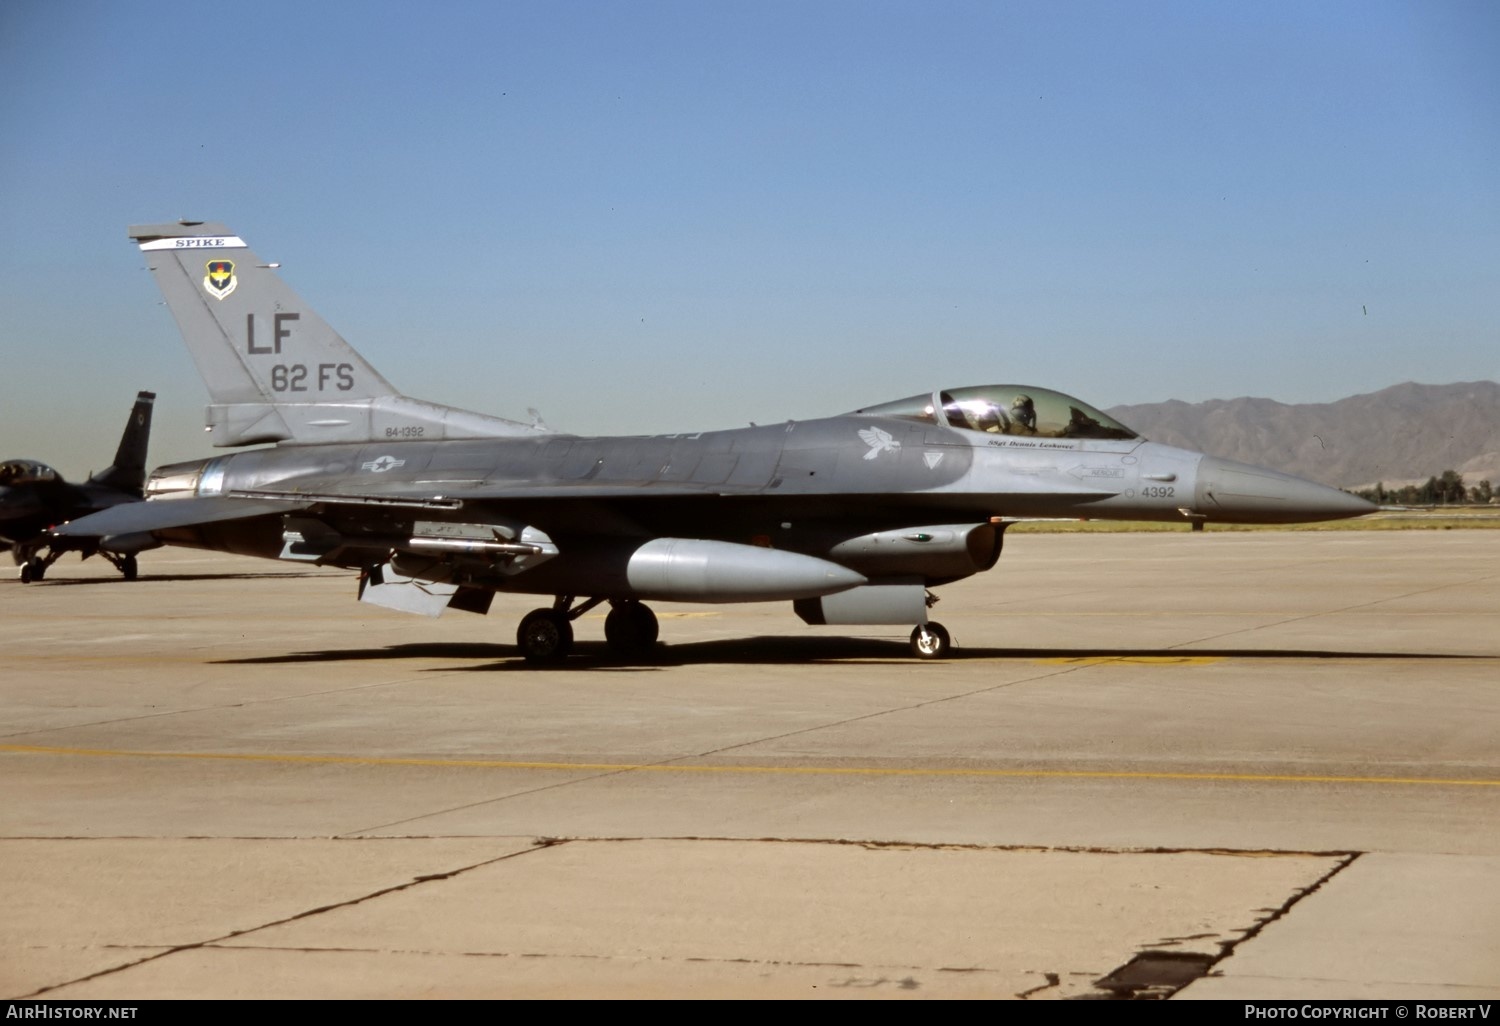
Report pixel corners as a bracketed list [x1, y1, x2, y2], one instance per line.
[55, 221, 1375, 661]
[3, 391, 158, 582]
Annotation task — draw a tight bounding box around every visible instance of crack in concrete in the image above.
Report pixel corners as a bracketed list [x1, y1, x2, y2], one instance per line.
[1016, 971, 1062, 998]
[16, 838, 1360, 1000]
[19, 840, 556, 999]
[1071, 851, 1362, 1000]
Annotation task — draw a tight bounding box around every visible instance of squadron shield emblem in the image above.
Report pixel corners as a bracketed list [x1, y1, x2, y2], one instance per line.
[203, 259, 237, 300]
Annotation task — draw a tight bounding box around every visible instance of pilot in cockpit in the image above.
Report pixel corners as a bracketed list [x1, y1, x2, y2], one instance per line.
[939, 392, 1039, 435]
[1008, 394, 1037, 434]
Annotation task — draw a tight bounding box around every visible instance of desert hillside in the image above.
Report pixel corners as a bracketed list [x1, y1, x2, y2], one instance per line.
[1107, 381, 1500, 489]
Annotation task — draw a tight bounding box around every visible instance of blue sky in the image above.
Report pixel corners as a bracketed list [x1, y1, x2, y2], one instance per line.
[2, 0, 1496, 476]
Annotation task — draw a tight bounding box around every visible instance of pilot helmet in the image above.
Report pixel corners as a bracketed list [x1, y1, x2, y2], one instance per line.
[1014, 393, 1038, 426]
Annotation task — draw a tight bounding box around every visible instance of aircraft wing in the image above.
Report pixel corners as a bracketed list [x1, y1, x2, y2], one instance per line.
[51, 496, 313, 538]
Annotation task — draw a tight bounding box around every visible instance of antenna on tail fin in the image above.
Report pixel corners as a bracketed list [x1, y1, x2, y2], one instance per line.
[128, 220, 547, 447]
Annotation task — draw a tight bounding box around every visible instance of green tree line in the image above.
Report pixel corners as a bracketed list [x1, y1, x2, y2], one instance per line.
[1356, 470, 1495, 506]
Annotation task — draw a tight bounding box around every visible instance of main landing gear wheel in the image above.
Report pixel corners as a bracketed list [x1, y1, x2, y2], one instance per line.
[910, 622, 952, 659]
[517, 608, 574, 664]
[604, 601, 659, 659]
[103, 553, 139, 580]
[19, 561, 43, 584]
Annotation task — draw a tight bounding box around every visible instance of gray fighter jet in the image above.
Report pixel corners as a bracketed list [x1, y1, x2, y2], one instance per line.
[4, 391, 158, 582]
[56, 221, 1374, 660]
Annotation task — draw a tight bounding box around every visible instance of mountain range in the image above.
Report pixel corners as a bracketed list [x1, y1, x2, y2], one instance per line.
[1107, 381, 1500, 490]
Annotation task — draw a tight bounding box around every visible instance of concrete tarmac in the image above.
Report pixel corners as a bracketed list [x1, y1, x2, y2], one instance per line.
[2, 530, 1498, 1000]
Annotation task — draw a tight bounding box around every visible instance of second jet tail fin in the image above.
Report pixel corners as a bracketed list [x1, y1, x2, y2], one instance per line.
[128, 221, 547, 448]
[89, 391, 155, 495]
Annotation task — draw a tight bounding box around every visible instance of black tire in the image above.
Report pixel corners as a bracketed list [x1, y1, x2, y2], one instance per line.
[604, 601, 660, 659]
[121, 555, 139, 581]
[910, 622, 952, 659]
[516, 608, 573, 664]
[19, 562, 34, 584]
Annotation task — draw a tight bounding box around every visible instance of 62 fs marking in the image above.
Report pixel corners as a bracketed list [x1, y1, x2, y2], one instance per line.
[244, 311, 356, 392]
[269, 363, 355, 392]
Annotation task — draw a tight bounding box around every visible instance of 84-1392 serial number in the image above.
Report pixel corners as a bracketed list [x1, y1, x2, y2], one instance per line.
[385, 426, 425, 438]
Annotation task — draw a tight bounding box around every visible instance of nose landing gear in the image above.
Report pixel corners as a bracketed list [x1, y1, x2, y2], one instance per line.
[910, 622, 952, 659]
[15, 542, 53, 583]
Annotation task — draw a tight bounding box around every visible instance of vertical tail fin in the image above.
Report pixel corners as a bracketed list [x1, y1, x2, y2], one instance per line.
[128, 221, 546, 447]
[89, 391, 155, 494]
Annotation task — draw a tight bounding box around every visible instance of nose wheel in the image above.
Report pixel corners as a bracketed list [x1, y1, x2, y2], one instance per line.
[17, 545, 56, 583]
[910, 622, 952, 659]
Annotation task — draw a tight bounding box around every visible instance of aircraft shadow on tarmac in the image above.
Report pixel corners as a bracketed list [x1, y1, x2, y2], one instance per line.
[16, 571, 339, 585]
[213, 637, 1487, 671]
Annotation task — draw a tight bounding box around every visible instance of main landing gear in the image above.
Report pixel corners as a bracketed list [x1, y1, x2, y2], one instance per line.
[107, 553, 139, 581]
[515, 597, 660, 664]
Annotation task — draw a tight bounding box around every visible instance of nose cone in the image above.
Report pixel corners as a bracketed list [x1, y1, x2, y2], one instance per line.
[1195, 456, 1377, 524]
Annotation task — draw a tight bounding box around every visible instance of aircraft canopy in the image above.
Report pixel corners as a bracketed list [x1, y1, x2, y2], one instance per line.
[853, 385, 1138, 441]
[0, 460, 58, 486]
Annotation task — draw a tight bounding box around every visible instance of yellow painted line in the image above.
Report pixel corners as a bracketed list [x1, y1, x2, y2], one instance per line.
[1039, 656, 1223, 666]
[3, 744, 1496, 788]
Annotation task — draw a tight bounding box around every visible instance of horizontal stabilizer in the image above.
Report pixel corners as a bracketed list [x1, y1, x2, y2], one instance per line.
[53, 496, 309, 538]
